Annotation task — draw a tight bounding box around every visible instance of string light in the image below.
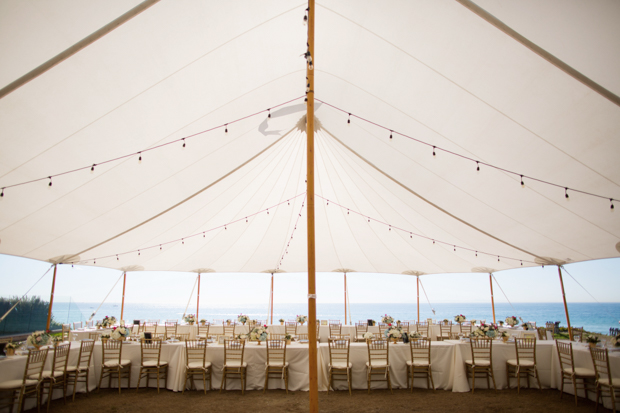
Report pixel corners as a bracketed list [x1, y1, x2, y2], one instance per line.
[347, 113, 351, 124]
[389, 131, 393, 140]
[1, 188, 4, 197]
[160, 245, 162, 250]
[389, 225, 391, 231]
[498, 256, 500, 262]
[138, 250, 140, 256]
[91, 164, 96, 172]
[116, 255, 119, 261]
[225, 124, 228, 133]
[453, 245, 456, 251]
[268, 108, 271, 118]
[476, 161, 480, 171]
[520, 175, 524, 186]
[182, 138, 186, 148]
[48, 177, 52, 187]
[138, 152, 142, 162]
[475, 251, 478, 257]
[182, 238, 184, 244]
[610, 199, 614, 210]
[303, 7, 308, 25]
[565, 188, 569, 199]
[432, 146, 436, 156]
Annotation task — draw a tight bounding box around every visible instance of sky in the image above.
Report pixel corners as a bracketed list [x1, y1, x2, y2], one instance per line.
[1, 253, 618, 308]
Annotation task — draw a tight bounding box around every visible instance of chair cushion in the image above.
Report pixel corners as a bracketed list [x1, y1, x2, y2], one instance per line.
[103, 359, 131, 368]
[30, 371, 64, 380]
[329, 361, 352, 369]
[187, 361, 211, 369]
[266, 361, 289, 368]
[506, 359, 535, 367]
[563, 367, 595, 377]
[465, 359, 491, 366]
[597, 378, 620, 388]
[224, 361, 247, 368]
[66, 364, 89, 373]
[406, 360, 430, 367]
[0, 379, 38, 389]
[366, 361, 389, 368]
[142, 360, 168, 367]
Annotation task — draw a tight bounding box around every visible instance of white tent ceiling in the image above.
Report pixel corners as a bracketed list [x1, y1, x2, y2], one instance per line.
[0, 0, 619, 276]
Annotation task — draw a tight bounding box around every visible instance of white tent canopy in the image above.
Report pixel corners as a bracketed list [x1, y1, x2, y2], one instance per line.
[1, 0, 619, 276]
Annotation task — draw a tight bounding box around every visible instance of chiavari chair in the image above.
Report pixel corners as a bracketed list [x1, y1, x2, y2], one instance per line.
[183, 340, 211, 394]
[590, 346, 619, 413]
[61, 324, 71, 342]
[220, 339, 247, 394]
[355, 323, 368, 342]
[366, 339, 392, 394]
[465, 338, 496, 393]
[285, 322, 297, 336]
[407, 337, 434, 391]
[66, 339, 95, 401]
[556, 340, 595, 405]
[40, 343, 70, 412]
[506, 337, 541, 393]
[264, 339, 289, 394]
[0, 348, 48, 413]
[98, 340, 131, 394]
[137, 338, 168, 393]
[197, 322, 210, 341]
[328, 338, 352, 395]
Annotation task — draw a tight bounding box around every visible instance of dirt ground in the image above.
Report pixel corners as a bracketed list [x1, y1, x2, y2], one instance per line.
[33, 387, 613, 413]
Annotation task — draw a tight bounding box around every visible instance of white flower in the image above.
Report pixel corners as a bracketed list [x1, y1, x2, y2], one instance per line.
[363, 332, 374, 340]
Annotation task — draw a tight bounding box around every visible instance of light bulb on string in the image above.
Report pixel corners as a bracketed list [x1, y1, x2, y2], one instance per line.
[267, 209, 269, 215]
[116, 255, 119, 261]
[410, 233, 412, 239]
[182, 139, 186, 148]
[432, 146, 436, 156]
[520, 175, 524, 186]
[432, 239, 435, 244]
[347, 113, 351, 124]
[225, 124, 228, 133]
[497, 256, 500, 262]
[565, 188, 569, 199]
[389, 225, 391, 231]
[1, 188, 4, 197]
[160, 245, 162, 250]
[389, 131, 393, 140]
[475, 251, 478, 257]
[453, 245, 456, 252]
[138, 152, 142, 162]
[268, 108, 271, 118]
[182, 238, 184, 244]
[347, 209, 349, 215]
[303, 8, 308, 24]
[91, 164, 96, 172]
[521, 260, 523, 266]
[610, 199, 614, 210]
[48, 176, 52, 187]
[246, 217, 248, 222]
[138, 250, 140, 256]
[476, 161, 480, 171]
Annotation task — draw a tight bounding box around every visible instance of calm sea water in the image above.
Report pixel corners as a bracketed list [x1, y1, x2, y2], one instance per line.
[51, 301, 619, 334]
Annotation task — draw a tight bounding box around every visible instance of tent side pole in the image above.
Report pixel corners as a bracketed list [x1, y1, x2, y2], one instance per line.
[196, 273, 201, 321]
[46, 264, 58, 331]
[558, 265, 573, 341]
[120, 272, 127, 322]
[417, 277, 420, 324]
[489, 273, 496, 324]
[306, 1, 318, 411]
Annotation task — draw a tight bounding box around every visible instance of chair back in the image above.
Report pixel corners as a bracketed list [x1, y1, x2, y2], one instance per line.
[328, 337, 350, 366]
[223, 339, 245, 365]
[197, 323, 210, 338]
[590, 347, 613, 386]
[399, 322, 409, 329]
[329, 324, 342, 337]
[185, 339, 207, 368]
[514, 337, 536, 364]
[102, 340, 123, 365]
[460, 324, 472, 335]
[470, 338, 493, 364]
[570, 327, 584, 342]
[141, 338, 163, 365]
[165, 322, 177, 339]
[439, 323, 452, 338]
[355, 323, 368, 337]
[86, 320, 94, 328]
[73, 321, 82, 330]
[51, 343, 71, 375]
[416, 322, 429, 337]
[285, 322, 297, 335]
[536, 327, 547, 340]
[367, 339, 389, 367]
[556, 340, 575, 371]
[61, 324, 71, 341]
[89, 332, 102, 340]
[448, 332, 460, 340]
[223, 323, 236, 337]
[409, 337, 431, 363]
[357, 321, 368, 327]
[329, 319, 341, 325]
[24, 348, 49, 382]
[266, 339, 287, 365]
[166, 319, 177, 323]
[145, 322, 158, 334]
[77, 339, 95, 369]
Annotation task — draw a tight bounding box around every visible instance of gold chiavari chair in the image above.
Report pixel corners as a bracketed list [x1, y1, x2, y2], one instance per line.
[223, 322, 236, 338]
[448, 332, 461, 340]
[40, 342, 70, 411]
[328, 337, 352, 395]
[61, 324, 71, 342]
[164, 322, 177, 340]
[148, 319, 160, 324]
[73, 321, 82, 330]
[571, 327, 585, 342]
[537, 327, 547, 340]
[545, 322, 555, 335]
[184, 340, 211, 394]
[0, 348, 48, 413]
[285, 322, 297, 336]
[86, 320, 94, 328]
[264, 339, 289, 394]
[166, 319, 177, 324]
[329, 324, 342, 338]
[88, 332, 102, 341]
[465, 338, 496, 393]
[556, 341, 596, 405]
[355, 323, 368, 342]
[329, 319, 341, 326]
[416, 322, 429, 338]
[438, 323, 452, 341]
[220, 339, 247, 394]
[460, 323, 473, 336]
[98, 340, 131, 394]
[66, 339, 95, 401]
[137, 338, 168, 393]
[407, 323, 418, 334]
[407, 337, 435, 391]
[269, 333, 285, 340]
[145, 322, 158, 335]
[377, 323, 388, 337]
[197, 322, 210, 341]
[506, 337, 541, 393]
[590, 347, 619, 412]
[176, 333, 190, 341]
[366, 339, 392, 394]
[399, 322, 410, 330]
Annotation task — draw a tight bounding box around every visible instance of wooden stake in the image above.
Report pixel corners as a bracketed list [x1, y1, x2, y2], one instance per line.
[120, 272, 127, 322]
[489, 273, 496, 324]
[46, 264, 57, 331]
[196, 273, 201, 321]
[558, 265, 573, 341]
[306, 1, 318, 411]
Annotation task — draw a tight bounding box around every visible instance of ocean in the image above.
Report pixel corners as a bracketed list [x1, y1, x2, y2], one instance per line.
[51, 301, 619, 334]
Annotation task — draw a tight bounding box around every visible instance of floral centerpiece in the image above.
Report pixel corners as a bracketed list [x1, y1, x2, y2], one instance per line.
[237, 314, 248, 325]
[454, 314, 466, 323]
[470, 323, 498, 339]
[611, 334, 620, 347]
[384, 325, 403, 342]
[505, 316, 518, 327]
[51, 336, 63, 346]
[585, 334, 601, 348]
[236, 333, 249, 341]
[27, 331, 50, 349]
[250, 325, 269, 344]
[363, 332, 375, 341]
[225, 319, 232, 325]
[408, 331, 422, 339]
[443, 319, 450, 325]
[471, 319, 477, 325]
[4, 341, 19, 356]
[381, 314, 394, 324]
[499, 321, 504, 326]
[498, 330, 510, 342]
[183, 314, 196, 325]
[111, 326, 130, 341]
[101, 316, 117, 328]
[200, 319, 206, 325]
[296, 315, 307, 324]
[284, 334, 293, 344]
[101, 332, 111, 342]
[279, 318, 285, 325]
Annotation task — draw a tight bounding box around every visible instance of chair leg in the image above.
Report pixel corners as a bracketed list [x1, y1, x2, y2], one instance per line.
[429, 367, 435, 391]
[387, 369, 393, 394]
[471, 367, 476, 394]
[490, 369, 497, 391]
[572, 376, 578, 405]
[285, 368, 288, 395]
[263, 367, 269, 393]
[348, 370, 352, 396]
[136, 368, 142, 392]
[219, 369, 225, 393]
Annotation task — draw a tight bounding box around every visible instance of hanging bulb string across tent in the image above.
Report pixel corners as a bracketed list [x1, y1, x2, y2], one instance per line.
[0, 96, 305, 196]
[315, 99, 619, 208]
[275, 195, 307, 271]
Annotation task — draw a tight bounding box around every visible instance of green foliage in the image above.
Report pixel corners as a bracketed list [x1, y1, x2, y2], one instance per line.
[0, 296, 62, 335]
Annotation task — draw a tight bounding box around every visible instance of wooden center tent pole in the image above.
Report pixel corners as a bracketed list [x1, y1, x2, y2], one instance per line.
[306, 0, 319, 411]
[417, 276, 420, 323]
[558, 265, 573, 341]
[120, 272, 127, 322]
[196, 273, 201, 321]
[45, 264, 58, 331]
[344, 273, 347, 325]
[489, 273, 496, 324]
